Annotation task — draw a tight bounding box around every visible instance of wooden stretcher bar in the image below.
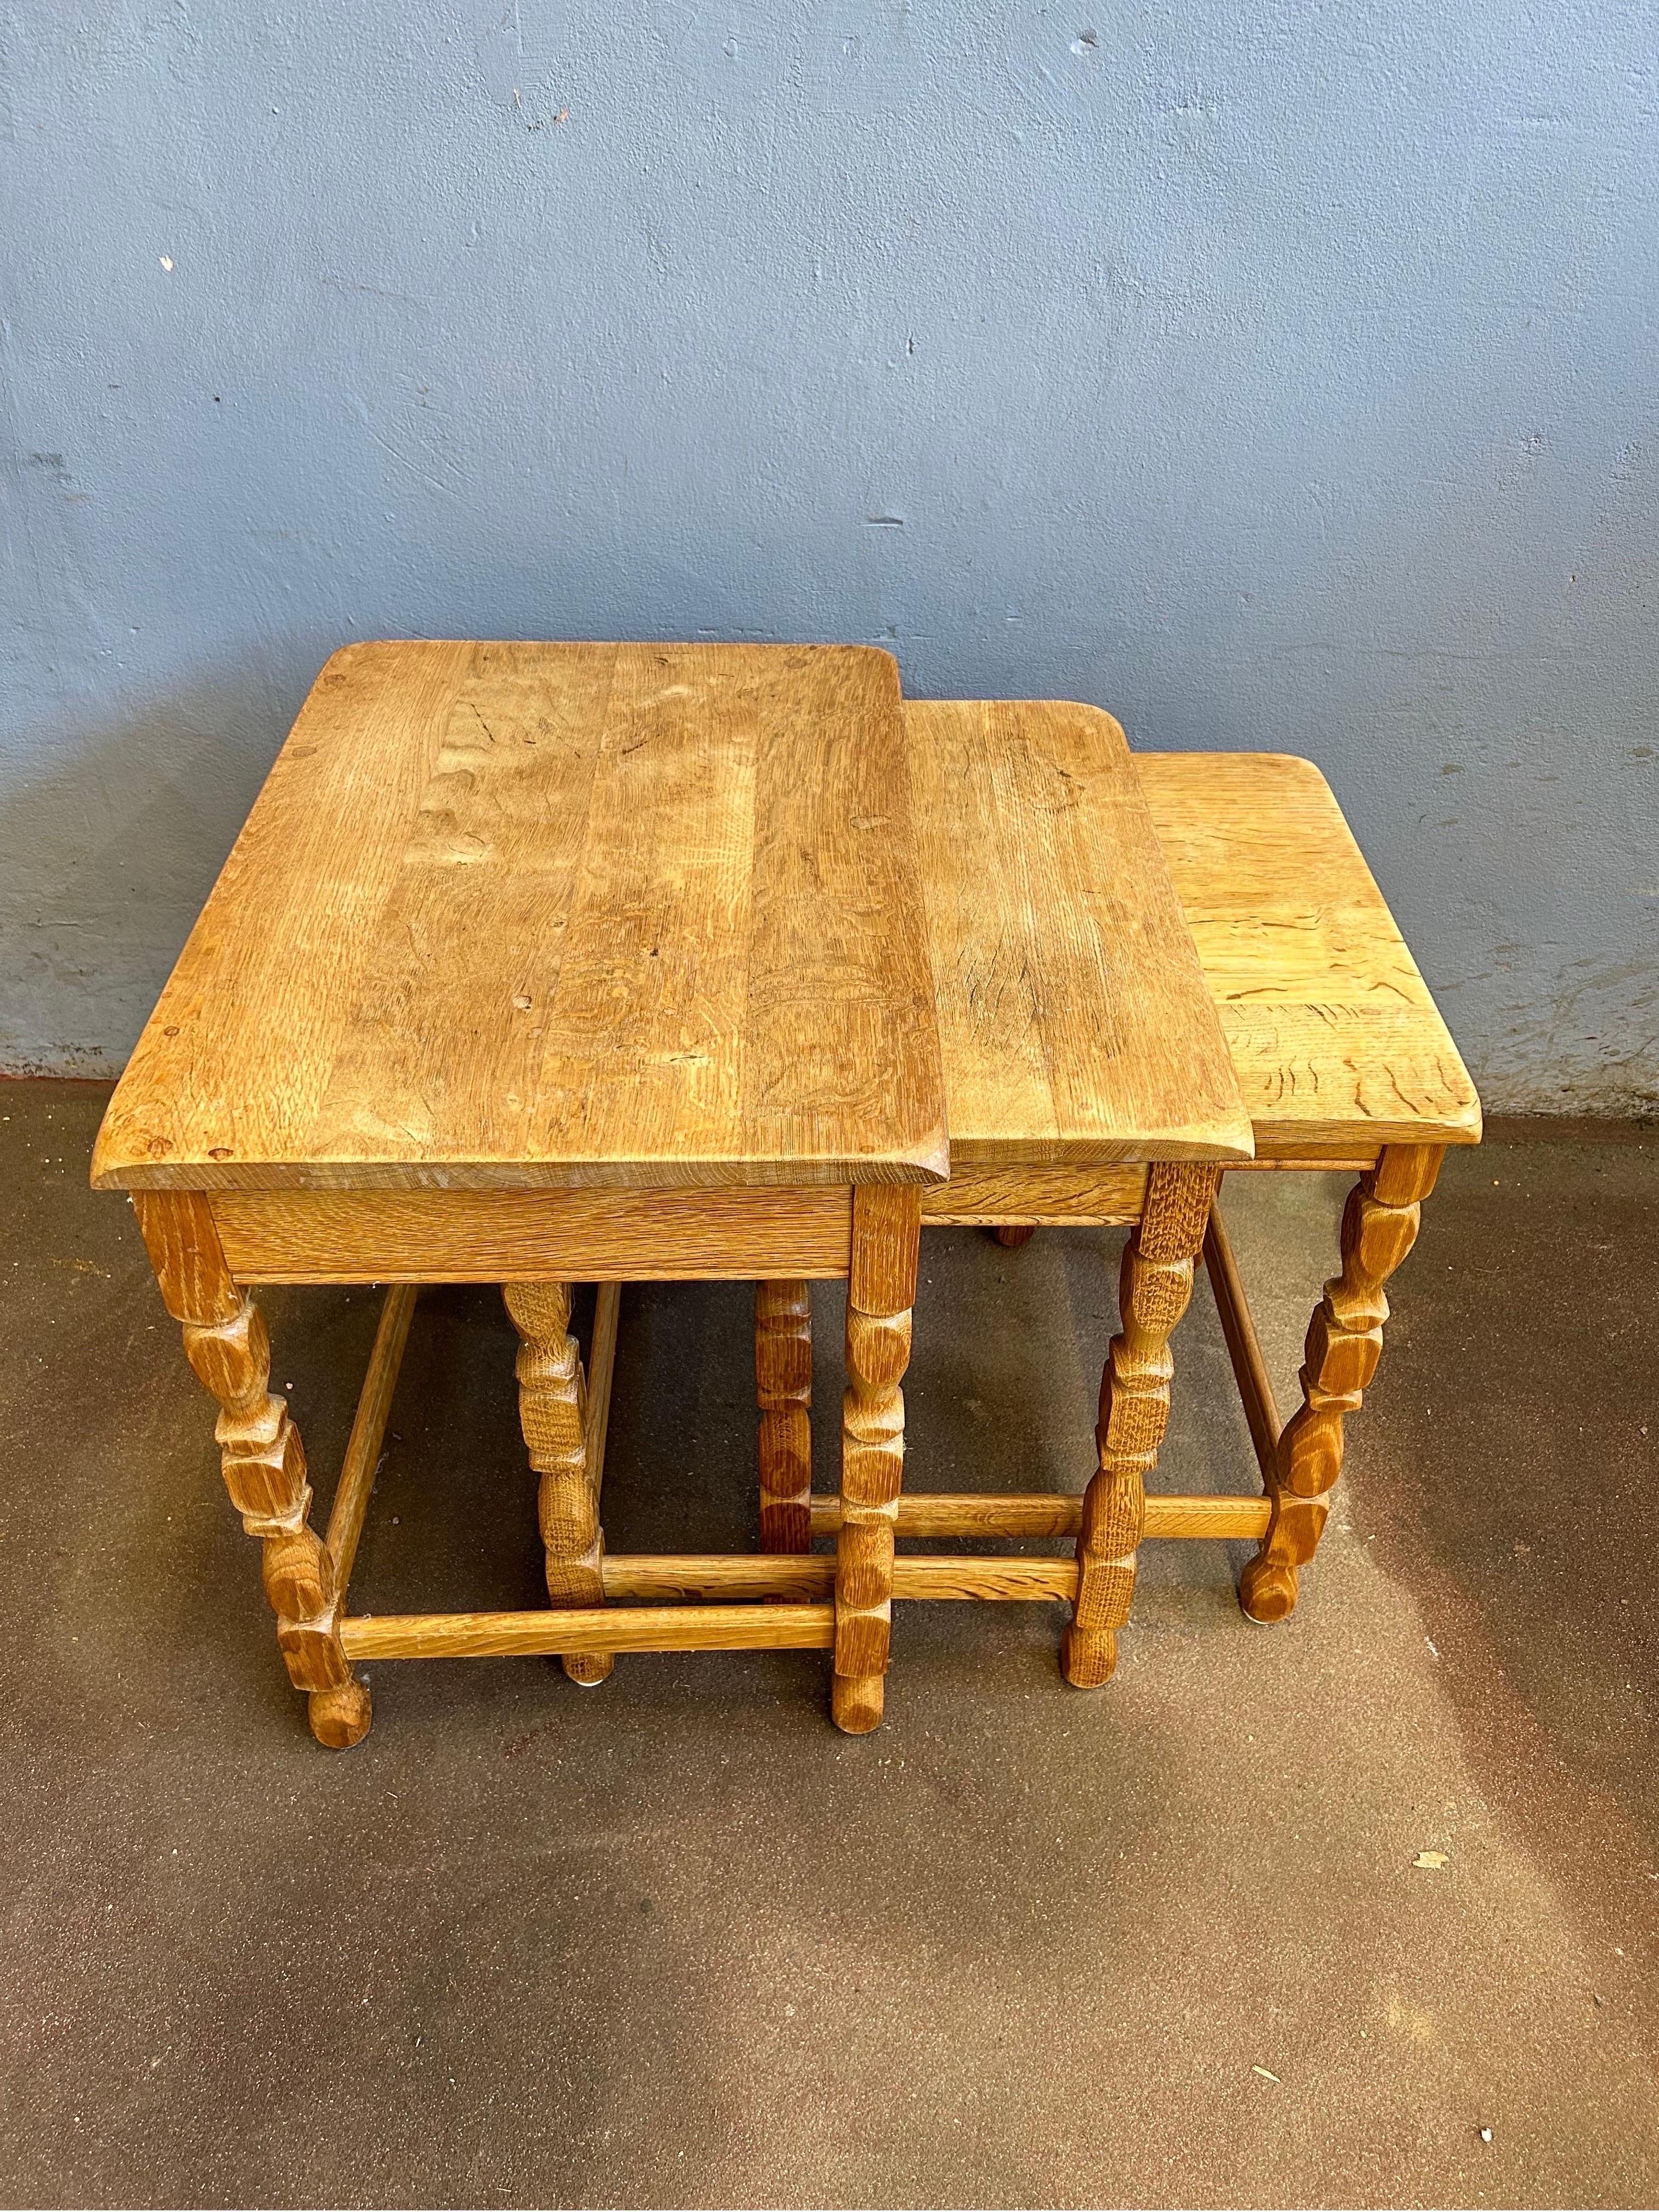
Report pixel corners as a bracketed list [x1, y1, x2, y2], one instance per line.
[585, 1281, 621, 1499]
[1201, 1197, 1284, 1484]
[326, 1284, 419, 1597]
[806, 1491, 1271, 1541]
[601, 1553, 1084, 1602]
[342, 1604, 836, 1660]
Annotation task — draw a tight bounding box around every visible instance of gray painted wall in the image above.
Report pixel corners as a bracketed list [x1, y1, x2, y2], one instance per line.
[3, 3, 1656, 1111]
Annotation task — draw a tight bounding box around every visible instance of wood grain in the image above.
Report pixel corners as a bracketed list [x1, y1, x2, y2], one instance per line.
[605, 1554, 833, 1602]
[601, 1554, 1083, 1602]
[131, 1190, 242, 1325]
[208, 1185, 854, 1282]
[585, 1281, 621, 1492]
[920, 1163, 1148, 1223]
[1229, 1152, 1382, 1172]
[324, 1283, 417, 1597]
[1137, 752, 1481, 1151]
[93, 642, 946, 1193]
[807, 1492, 1271, 1541]
[906, 700, 1254, 1167]
[341, 1604, 836, 1660]
[1201, 1197, 1282, 1485]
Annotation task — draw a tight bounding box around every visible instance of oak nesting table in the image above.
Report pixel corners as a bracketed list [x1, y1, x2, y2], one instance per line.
[92, 642, 1477, 1745]
[752, 709, 1480, 1674]
[1137, 750, 1481, 1618]
[92, 640, 951, 1743]
[752, 700, 1259, 1685]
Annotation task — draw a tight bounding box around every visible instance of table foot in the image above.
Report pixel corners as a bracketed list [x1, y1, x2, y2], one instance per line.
[831, 1670, 886, 1734]
[1060, 1621, 1116, 1688]
[308, 1678, 373, 1747]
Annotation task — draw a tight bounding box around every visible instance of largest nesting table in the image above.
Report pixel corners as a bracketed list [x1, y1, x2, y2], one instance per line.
[92, 640, 957, 1743]
[91, 644, 1261, 1742]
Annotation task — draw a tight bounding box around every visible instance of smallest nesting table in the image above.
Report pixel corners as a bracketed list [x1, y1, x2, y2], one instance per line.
[93, 641, 951, 1740]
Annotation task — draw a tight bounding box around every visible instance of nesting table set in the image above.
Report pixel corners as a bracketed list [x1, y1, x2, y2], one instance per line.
[92, 643, 1480, 1745]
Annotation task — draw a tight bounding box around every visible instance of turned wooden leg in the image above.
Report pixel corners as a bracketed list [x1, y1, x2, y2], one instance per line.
[1241, 1142, 1445, 1622]
[756, 1281, 812, 1553]
[994, 1225, 1036, 1249]
[1062, 1163, 1218, 1689]
[833, 1186, 922, 1734]
[503, 1282, 610, 1684]
[132, 1192, 370, 1749]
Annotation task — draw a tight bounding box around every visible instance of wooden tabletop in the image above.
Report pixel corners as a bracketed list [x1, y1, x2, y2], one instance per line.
[93, 641, 947, 1192]
[906, 700, 1255, 1166]
[1137, 751, 1481, 1151]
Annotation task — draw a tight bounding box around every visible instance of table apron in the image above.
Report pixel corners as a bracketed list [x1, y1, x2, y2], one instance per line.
[210, 1185, 856, 1283]
[921, 1162, 1148, 1223]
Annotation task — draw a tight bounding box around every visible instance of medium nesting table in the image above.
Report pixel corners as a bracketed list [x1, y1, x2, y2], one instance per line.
[92, 640, 949, 1742]
[752, 699, 1259, 1685]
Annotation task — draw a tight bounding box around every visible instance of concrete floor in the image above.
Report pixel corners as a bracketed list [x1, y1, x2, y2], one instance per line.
[1, 1081, 1655, 2208]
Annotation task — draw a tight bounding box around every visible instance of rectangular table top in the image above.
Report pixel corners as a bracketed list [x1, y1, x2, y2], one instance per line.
[1138, 750, 1481, 1151]
[906, 700, 1256, 1166]
[93, 641, 948, 1192]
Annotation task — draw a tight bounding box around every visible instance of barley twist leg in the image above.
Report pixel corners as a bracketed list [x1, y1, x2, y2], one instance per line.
[1062, 1163, 1218, 1689]
[755, 1281, 812, 1553]
[133, 1193, 369, 1748]
[1240, 1144, 1444, 1622]
[833, 1186, 922, 1734]
[503, 1282, 611, 1684]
